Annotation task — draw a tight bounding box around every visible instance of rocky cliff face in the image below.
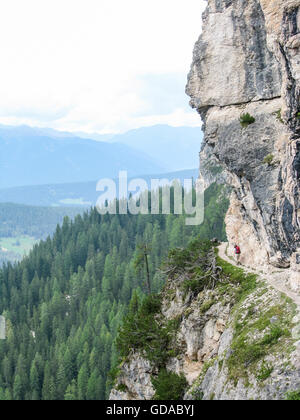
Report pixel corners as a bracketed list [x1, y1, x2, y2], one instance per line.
[110, 241, 300, 400]
[187, 0, 300, 273]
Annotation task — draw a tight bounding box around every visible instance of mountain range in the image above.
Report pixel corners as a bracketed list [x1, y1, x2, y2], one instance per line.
[106, 125, 202, 171]
[0, 169, 198, 207]
[0, 124, 202, 189]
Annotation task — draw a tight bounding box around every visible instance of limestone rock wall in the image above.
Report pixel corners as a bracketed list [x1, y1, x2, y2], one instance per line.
[110, 260, 300, 400]
[187, 0, 300, 270]
[109, 357, 155, 400]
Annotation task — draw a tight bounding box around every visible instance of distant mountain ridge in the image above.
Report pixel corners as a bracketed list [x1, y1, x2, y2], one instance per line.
[0, 169, 199, 207]
[0, 124, 202, 189]
[108, 125, 202, 171]
[0, 125, 164, 189]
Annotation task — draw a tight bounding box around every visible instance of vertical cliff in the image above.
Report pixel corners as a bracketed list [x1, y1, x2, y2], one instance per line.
[109, 240, 300, 400]
[187, 0, 300, 277]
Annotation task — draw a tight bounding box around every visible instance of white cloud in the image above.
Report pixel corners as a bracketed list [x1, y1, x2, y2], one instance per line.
[0, 0, 206, 133]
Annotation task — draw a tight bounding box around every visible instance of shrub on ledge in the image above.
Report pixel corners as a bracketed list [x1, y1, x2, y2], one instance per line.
[240, 113, 255, 128]
[152, 369, 187, 400]
[263, 154, 274, 166]
[285, 389, 300, 400]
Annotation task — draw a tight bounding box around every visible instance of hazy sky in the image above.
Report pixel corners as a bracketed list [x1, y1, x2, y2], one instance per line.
[0, 0, 206, 134]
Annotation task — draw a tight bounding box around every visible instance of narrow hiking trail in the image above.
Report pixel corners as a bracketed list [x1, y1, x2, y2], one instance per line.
[218, 242, 300, 309]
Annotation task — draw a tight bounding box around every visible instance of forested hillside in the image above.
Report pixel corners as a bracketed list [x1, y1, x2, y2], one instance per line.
[0, 203, 83, 239]
[0, 203, 83, 265]
[0, 184, 228, 400]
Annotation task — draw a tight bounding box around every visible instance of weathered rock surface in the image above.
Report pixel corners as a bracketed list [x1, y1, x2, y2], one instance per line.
[109, 356, 155, 400]
[187, 0, 300, 270]
[110, 256, 300, 400]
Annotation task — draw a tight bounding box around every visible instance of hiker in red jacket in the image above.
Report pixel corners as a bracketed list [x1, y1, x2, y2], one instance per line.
[234, 244, 241, 265]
